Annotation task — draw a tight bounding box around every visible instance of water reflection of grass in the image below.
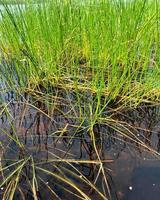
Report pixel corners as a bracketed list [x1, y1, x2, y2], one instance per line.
[0, 0, 160, 199]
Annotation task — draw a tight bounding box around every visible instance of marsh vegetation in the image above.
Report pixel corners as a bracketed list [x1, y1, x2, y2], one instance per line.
[0, 0, 160, 199]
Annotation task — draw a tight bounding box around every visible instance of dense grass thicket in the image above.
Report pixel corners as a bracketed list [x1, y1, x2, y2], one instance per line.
[0, 0, 160, 108]
[0, 1, 160, 200]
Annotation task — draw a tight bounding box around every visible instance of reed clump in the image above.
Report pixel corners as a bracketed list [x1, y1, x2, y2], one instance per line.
[0, 0, 159, 108]
[0, 0, 160, 199]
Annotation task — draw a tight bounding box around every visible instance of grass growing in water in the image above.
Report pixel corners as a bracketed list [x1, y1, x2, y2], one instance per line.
[0, 0, 160, 106]
[0, 0, 160, 199]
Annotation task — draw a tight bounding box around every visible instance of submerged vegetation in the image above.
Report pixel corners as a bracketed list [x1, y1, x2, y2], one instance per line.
[0, 0, 160, 199]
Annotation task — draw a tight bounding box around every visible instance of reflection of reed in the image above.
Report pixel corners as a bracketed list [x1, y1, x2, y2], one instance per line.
[0, 90, 160, 199]
[157, 131, 160, 152]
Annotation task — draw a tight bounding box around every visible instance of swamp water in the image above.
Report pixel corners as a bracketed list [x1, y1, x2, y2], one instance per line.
[0, 1, 159, 199]
[0, 89, 160, 200]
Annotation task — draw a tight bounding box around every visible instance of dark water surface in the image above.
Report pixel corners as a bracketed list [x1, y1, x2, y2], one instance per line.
[0, 90, 160, 200]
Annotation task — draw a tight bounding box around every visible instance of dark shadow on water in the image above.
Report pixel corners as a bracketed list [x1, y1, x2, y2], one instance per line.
[123, 167, 160, 200]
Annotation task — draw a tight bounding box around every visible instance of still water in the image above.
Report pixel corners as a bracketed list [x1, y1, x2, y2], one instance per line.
[0, 89, 160, 199]
[0, 1, 160, 199]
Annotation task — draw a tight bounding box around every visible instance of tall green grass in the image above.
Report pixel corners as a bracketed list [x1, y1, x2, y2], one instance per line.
[0, 1, 160, 199]
[0, 0, 159, 108]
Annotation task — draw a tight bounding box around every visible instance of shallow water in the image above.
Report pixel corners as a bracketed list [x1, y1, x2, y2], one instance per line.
[0, 90, 160, 199]
[106, 106, 160, 200]
[0, 0, 159, 198]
